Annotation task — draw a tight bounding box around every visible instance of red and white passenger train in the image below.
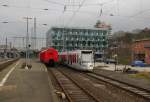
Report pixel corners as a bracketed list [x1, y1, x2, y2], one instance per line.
[39, 48, 94, 71]
[59, 50, 94, 71]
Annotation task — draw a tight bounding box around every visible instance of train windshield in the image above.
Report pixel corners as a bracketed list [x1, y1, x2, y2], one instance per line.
[82, 51, 92, 54]
[81, 51, 93, 63]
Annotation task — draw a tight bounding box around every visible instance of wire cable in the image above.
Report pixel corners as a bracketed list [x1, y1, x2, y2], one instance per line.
[65, 0, 86, 26]
[44, 0, 64, 6]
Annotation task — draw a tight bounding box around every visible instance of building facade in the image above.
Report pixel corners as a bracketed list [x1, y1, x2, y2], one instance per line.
[46, 27, 109, 53]
[132, 39, 150, 64]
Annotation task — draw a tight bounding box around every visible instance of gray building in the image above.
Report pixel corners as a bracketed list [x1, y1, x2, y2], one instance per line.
[46, 27, 110, 53]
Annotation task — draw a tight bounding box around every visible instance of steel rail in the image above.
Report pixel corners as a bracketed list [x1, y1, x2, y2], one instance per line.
[48, 68, 73, 102]
[58, 68, 102, 102]
[49, 68, 100, 102]
[0, 59, 19, 71]
[87, 72, 150, 100]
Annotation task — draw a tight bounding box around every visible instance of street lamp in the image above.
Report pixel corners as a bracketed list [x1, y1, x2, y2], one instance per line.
[23, 17, 32, 69]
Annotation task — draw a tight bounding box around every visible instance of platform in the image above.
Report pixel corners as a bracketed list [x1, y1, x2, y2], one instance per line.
[95, 62, 150, 72]
[0, 59, 58, 102]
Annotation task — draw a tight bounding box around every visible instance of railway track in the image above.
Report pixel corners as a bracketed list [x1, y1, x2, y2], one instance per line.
[87, 72, 150, 101]
[61, 67, 150, 101]
[49, 68, 101, 102]
[48, 67, 150, 102]
[54, 68, 139, 102]
[0, 59, 19, 71]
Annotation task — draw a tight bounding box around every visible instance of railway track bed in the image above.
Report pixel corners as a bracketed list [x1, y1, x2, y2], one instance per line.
[49, 68, 99, 102]
[48, 66, 150, 102]
[93, 69, 150, 91]
[87, 72, 150, 100]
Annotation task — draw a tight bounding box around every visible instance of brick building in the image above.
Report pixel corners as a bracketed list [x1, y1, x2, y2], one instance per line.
[132, 39, 150, 64]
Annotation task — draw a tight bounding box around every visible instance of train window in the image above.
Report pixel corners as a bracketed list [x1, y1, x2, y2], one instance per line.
[82, 51, 92, 54]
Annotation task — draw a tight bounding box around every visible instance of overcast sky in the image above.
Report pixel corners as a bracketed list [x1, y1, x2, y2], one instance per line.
[0, 0, 150, 49]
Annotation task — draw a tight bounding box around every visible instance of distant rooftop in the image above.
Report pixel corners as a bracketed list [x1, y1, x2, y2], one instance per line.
[133, 38, 150, 42]
[51, 26, 110, 31]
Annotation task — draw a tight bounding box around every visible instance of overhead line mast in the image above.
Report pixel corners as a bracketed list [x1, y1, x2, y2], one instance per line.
[23, 17, 32, 69]
[34, 17, 37, 50]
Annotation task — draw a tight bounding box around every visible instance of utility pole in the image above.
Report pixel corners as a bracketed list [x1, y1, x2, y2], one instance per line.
[31, 27, 34, 49]
[23, 17, 32, 69]
[63, 28, 65, 51]
[5, 37, 7, 58]
[23, 37, 25, 49]
[34, 17, 36, 50]
[9, 42, 12, 49]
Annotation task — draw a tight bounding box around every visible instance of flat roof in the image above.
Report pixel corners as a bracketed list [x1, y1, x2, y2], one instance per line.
[51, 26, 109, 31]
[133, 38, 150, 42]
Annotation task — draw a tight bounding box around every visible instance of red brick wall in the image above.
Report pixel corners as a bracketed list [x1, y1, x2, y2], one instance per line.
[132, 40, 150, 64]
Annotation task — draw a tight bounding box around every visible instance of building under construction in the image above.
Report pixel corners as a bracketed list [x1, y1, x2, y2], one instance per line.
[46, 27, 110, 53]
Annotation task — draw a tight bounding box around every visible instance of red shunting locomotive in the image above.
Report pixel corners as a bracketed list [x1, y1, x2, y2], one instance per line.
[39, 48, 58, 66]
